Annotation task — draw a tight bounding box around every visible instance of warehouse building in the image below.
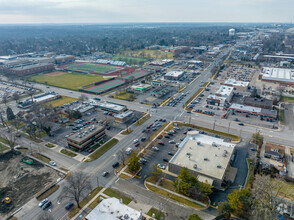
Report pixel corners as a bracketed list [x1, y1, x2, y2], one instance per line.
[223, 79, 249, 92]
[54, 55, 75, 64]
[259, 67, 294, 85]
[164, 71, 185, 80]
[1, 63, 54, 76]
[18, 92, 60, 108]
[67, 125, 105, 151]
[207, 85, 234, 106]
[168, 131, 236, 188]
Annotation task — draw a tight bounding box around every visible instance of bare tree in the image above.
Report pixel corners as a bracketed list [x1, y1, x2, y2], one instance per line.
[252, 175, 285, 220]
[2, 92, 8, 105]
[62, 172, 92, 209]
[2, 131, 17, 151]
[117, 149, 126, 166]
[12, 92, 20, 103]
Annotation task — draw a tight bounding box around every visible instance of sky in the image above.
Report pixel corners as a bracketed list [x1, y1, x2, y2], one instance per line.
[0, 0, 293, 24]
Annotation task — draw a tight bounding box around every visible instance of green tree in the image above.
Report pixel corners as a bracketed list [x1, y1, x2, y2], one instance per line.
[218, 201, 232, 219]
[6, 107, 15, 121]
[228, 189, 252, 219]
[188, 213, 202, 220]
[252, 131, 264, 148]
[71, 110, 82, 119]
[128, 152, 140, 173]
[150, 163, 163, 182]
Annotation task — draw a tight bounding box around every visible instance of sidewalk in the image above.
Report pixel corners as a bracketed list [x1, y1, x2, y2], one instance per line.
[145, 181, 208, 208]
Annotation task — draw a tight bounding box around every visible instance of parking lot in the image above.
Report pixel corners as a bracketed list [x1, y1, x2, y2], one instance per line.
[45, 103, 143, 155]
[0, 80, 38, 99]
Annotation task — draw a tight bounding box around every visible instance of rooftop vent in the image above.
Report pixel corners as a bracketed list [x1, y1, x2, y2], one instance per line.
[186, 152, 191, 156]
[212, 142, 217, 147]
[193, 164, 197, 169]
[204, 158, 209, 161]
[217, 165, 222, 169]
[197, 141, 201, 145]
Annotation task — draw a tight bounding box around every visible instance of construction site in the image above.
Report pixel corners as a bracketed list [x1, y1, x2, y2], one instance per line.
[0, 150, 61, 218]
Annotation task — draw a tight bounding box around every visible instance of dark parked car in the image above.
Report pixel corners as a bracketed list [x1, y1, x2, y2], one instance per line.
[163, 158, 169, 162]
[102, 171, 109, 177]
[112, 162, 119, 168]
[238, 123, 244, 126]
[164, 135, 170, 139]
[65, 202, 74, 210]
[42, 201, 52, 210]
[168, 152, 175, 156]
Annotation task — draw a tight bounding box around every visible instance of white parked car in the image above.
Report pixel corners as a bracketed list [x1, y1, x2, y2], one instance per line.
[157, 164, 166, 170]
[39, 198, 48, 207]
[49, 161, 56, 166]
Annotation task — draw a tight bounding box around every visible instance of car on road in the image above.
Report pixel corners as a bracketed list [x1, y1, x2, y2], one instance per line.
[238, 123, 244, 126]
[102, 171, 109, 177]
[42, 201, 52, 210]
[39, 198, 48, 207]
[157, 164, 166, 170]
[112, 162, 119, 168]
[49, 161, 56, 166]
[65, 202, 74, 210]
[152, 146, 160, 151]
[142, 129, 146, 133]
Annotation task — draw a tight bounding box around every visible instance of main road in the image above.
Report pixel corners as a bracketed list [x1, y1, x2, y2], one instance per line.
[13, 42, 293, 220]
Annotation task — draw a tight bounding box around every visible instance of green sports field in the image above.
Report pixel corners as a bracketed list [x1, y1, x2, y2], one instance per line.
[112, 56, 149, 65]
[66, 63, 120, 74]
[30, 72, 104, 90]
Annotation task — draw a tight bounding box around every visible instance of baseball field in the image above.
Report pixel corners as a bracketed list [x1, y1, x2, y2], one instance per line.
[64, 63, 121, 74]
[30, 72, 104, 90]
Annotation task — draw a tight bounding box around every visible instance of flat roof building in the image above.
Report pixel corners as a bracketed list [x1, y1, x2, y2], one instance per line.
[85, 197, 142, 220]
[164, 71, 184, 80]
[130, 84, 151, 93]
[207, 85, 234, 106]
[223, 79, 249, 91]
[114, 110, 133, 123]
[244, 97, 273, 110]
[259, 67, 294, 85]
[92, 100, 127, 113]
[67, 125, 105, 151]
[150, 85, 172, 98]
[168, 131, 235, 188]
[18, 92, 60, 108]
[229, 103, 277, 119]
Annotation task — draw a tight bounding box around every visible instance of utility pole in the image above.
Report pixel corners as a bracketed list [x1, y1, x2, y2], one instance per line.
[213, 119, 216, 131]
[96, 176, 99, 187]
[228, 121, 231, 133]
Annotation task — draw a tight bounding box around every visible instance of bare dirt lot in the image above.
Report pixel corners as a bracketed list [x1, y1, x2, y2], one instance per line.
[0, 151, 61, 218]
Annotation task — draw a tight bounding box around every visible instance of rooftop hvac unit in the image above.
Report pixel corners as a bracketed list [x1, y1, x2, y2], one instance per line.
[193, 164, 197, 169]
[204, 158, 209, 161]
[217, 165, 222, 168]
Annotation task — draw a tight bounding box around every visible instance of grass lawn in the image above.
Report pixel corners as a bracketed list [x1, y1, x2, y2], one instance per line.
[60, 149, 77, 157]
[87, 138, 118, 161]
[0, 144, 9, 153]
[0, 136, 9, 145]
[281, 96, 294, 102]
[121, 129, 134, 135]
[112, 55, 149, 65]
[37, 184, 60, 201]
[135, 114, 150, 126]
[67, 63, 120, 74]
[45, 96, 78, 107]
[121, 49, 174, 59]
[147, 207, 165, 220]
[245, 158, 254, 189]
[146, 183, 206, 209]
[45, 143, 55, 148]
[32, 153, 51, 163]
[271, 179, 294, 200]
[68, 187, 103, 218]
[30, 72, 104, 90]
[112, 91, 137, 101]
[103, 188, 132, 205]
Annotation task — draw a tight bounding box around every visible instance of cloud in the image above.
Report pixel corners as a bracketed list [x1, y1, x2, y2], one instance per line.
[0, 0, 293, 23]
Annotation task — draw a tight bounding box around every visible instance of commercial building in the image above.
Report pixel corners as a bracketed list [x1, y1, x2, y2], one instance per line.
[149, 59, 174, 66]
[130, 84, 151, 93]
[92, 99, 127, 113]
[85, 197, 142, 220]
[18, 92, 60, 108]
[206, 85, 234, 106]
[168, 131, 236, 188]
[229, 103, 277, 119]
[164, 71, 184, 80]
[259, 67, 294, 85]
[244, 97, 273, 110]
[187, 60, 203, 67]
[67, 125, 105, 151]
[229, 28, 235, 36]
[114, 110, 133, 123]
[150, 85, 172, 98]
[223, 79, 249, 92]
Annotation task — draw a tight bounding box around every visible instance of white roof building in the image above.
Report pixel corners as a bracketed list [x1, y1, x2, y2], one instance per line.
[164, 71, 184, 79]
[215, 85, 234, 98]
[260, 67, 294, 85]
[168, 131, 235, 187]
[86, 197, 142, 220]
[224, 79, 249, 88]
